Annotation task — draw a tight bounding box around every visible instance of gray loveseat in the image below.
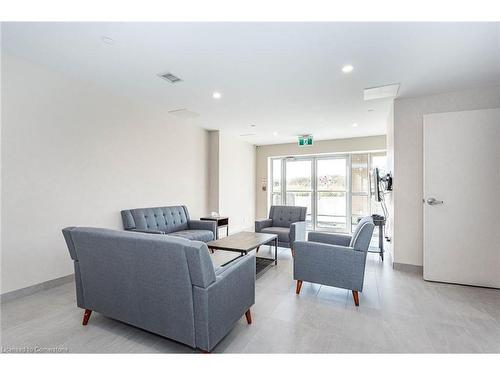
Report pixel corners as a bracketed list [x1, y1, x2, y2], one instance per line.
[121, 205, 216, 242]
[255, 205, 307, 249]
[62, 227, 255, 352]
[293, 216, 375, 306]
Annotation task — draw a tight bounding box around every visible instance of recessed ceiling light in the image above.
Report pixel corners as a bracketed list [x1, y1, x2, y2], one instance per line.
[212, 92, 221, 99]
[273, 131, 278, 136]
[101, 36, 115, 45]
[342, 65, 354, 73]
[352, 123, 358, 127]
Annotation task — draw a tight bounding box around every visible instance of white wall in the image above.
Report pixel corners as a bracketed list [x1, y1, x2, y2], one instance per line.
[255, 136, 387, 218]
[1, 54, 210, 294]
[207, 131, 219, 214]
[392, 85, 500, 266]
[218, 132, 256, 233]
[385, 103, 395, 260]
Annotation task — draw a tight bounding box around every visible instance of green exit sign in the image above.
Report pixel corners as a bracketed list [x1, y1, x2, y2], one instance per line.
[298, 135, 313, 147]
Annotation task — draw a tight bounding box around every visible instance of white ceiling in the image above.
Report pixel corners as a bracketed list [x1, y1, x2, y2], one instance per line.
[2, 22, 499, 145]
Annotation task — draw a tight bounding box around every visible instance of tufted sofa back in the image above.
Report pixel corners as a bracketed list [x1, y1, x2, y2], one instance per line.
[121, 205, 190, 234]
[269, 205, 307, 228]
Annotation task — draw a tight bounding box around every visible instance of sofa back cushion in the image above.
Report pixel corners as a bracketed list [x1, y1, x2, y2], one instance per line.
[349, 216, 375, 251]
[269, 205, 307, 228]
[121, 205, 190, 233]
[61, 227, 215, 348]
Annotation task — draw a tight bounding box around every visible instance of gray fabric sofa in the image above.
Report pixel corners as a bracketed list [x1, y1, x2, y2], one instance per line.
[293, 216, 375, 306]
[62, 227, 255, 352]
[255, 205, 307, 249]
[121, 205, 216, 242]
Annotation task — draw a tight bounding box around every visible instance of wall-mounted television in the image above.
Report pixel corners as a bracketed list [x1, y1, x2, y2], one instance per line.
[372, 167, 393, 202]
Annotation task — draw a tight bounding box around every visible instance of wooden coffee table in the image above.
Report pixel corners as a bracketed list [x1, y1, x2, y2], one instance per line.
[207, 232, 278, 275]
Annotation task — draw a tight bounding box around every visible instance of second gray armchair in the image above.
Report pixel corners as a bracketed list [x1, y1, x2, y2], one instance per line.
[255, 205, 307, 249]
[293, 216, 375, 306]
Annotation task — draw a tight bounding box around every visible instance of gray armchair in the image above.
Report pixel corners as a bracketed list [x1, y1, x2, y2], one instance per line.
[293, 216, 375, 306]
[255, 205, 307, 249]
[121, 205, 216, 242]
[62, 227, 255, 352]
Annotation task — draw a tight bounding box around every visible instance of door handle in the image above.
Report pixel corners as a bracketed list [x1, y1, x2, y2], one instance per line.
[425, 197, 444, 205]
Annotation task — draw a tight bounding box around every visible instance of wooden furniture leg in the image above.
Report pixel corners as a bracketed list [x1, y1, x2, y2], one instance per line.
[296, 280, 303, 295]
[352, 290, 359, 306]
[82, 309, 92, 325]
[245, 309, 252, 324]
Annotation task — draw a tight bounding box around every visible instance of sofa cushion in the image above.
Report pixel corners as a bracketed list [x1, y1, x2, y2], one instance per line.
[169, 230, 214, 242]
[261, 226, 290, 243]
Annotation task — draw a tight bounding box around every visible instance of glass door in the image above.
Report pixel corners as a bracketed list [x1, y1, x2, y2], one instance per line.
[316, 157, 348, 232]
[351, 154, 370, 232]
[285, 159, 313, 229]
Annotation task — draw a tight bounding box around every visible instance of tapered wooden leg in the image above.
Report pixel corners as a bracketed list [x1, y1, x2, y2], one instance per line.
[256, 246, 260, 253]
[82, 309, 92, 325]
[245, 309, 252, 324]
[352, 290, 359, 306]
[296, 280, 303, 295]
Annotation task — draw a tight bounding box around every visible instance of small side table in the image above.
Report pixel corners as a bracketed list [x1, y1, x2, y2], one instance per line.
[200, 216, 229, 239]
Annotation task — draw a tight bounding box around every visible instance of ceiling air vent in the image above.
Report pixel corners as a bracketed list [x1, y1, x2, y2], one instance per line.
[168, 108, 199, 119]
[159, 72, 182, 83]
[364, 83, 400, 101]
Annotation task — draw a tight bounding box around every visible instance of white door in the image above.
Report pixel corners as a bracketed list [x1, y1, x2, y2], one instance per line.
[423, 108, 500, 288]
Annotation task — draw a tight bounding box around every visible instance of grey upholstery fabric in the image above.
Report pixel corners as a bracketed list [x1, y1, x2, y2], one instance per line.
[61, 227, 254, 351]
[255, 218, 273, 232]
[269, 206, 307, 228]
[183, 240, 216, 288]
[293, 217, 375, 293]
[121, 205, 216, 242]
[349, 216, 374, 251]
[254, 206, 307, 248]
[307, 232, 352, 247]
[193, 254, 255, 352]
[261, 227, 290, 242]
[170, 230, 214, 242]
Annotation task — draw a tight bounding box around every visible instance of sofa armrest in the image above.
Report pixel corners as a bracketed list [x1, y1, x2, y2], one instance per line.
[188, 220, 217, 239]
[193, 253, 255, 351]
[128, 228, 166, 235]
[290, 221, 306, 246]
[307, 231, 352, 247]
[293, 241, 367, 292]
[255, 218, 273, 232]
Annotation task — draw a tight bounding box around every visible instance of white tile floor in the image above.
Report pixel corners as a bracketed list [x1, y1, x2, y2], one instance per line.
[1, 246, 499, 353]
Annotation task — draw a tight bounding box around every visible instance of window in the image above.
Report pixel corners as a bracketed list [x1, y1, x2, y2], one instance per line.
[269, 151, 386, 234]
[285, 159, 313, 228]
[316, 157, 348, 232]
[271, 159, 282, 205]
[351, 154, 369, 232]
